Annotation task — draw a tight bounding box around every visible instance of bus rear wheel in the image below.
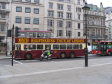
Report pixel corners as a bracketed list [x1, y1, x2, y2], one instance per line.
[25, 53, 32, 60]
[70, 52, 76, 58]
[60, 53, 66, 59]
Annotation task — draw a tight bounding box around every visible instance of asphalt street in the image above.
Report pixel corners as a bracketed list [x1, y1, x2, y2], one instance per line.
[0, 54, 112, 84]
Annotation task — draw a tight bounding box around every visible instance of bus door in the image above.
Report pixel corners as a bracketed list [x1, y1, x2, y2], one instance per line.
[16, 45, 21, 58]
[100, 42, 107, 55]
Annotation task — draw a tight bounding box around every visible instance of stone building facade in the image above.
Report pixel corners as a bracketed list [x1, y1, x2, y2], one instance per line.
[0, 0, 10, 54]
[87, 3, 106, 44]
[105, 7, 112, 40]
[41, 0, 85, 38]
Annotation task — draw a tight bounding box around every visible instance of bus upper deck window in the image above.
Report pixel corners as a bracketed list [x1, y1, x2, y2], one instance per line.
[37, 33, 44, 38]
[29, 32, 36, 38]
[45, 33, 51, 38]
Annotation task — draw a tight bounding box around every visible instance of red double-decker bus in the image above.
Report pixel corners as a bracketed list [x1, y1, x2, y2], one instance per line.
[14, 37, 86, 59]
[92, 41, 112, 55]
[14, 30, 86, 59]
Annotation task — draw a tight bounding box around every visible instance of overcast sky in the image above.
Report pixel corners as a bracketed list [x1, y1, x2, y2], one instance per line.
[87, 0, 112, 7]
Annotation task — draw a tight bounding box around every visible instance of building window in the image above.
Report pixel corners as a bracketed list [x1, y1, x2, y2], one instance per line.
[34, 8, 39, 14]
[66, 13, 72, 19]
[57, 20, 63, 27]
[25, 17, 30, 24]
[48, 19, 54, 27]
[67, 0, 71, 3]
[76, 7, 81, 12]
[33, 18, 39, 24]
[78, 23, 80, 29]
[77, 0, 80, 5]
[26, 0, 31, 2]
[49, 3, 53, 9]
[1, 4, 6, 9]
[33, 28, 39, 31]
[58, 0, 64, 2]
[57, 4, 63, 10]
[16, 16, 21, 23]
[78, 32, 80, 37]
[34, 0, 39, 3]
[24, 28, 30, 30]
[25, 7, 31, 13]
[66, 21, 72, 28]
[1, 14, 5, 18]
[78, 14, 80, 20]
[67, 5, 71, 11]
[57, 30, 63, 36]
[1, 24, 5, 31]
[16, 6, 22, 12]
[66, 30, 71, 37]
[48, 11, 54, 17]
[57, 12, 63, 18]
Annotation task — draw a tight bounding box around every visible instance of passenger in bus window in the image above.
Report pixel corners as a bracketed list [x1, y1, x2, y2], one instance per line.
[24, 45, 28, 50]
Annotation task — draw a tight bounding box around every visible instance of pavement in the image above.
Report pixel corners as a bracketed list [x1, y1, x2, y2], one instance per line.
[0, 55, 11, 59]
[0, 55, 112, 84]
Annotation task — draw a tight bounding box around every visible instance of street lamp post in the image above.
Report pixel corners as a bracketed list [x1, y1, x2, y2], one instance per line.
[82, 2, 90, 67]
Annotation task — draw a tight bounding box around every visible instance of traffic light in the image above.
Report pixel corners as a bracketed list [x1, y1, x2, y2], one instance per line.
[7, 30, 12, 37]
[15, 26, 20, 37]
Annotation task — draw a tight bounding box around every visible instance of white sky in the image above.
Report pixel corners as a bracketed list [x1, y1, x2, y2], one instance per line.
[87, 0, 112, 7]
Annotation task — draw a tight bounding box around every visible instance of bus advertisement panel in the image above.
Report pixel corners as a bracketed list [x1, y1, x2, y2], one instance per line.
[14, 38, 86, 59]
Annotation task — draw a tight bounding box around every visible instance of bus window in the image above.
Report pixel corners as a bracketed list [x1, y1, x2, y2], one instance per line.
[100, 42, 107, 50]
[24, 45, 28, 50]
[53, 45, 59, 49]
[80, 44, 82, 49]
[60, 45, 66, 49]
[37, 33, 44, 38]
[37, 45, 43, 50]
[45, 33, 51, 38]
[29, 45, 36, 50]
[107, 44, 112, 49]
[73, 44, 79, 49]
[45, 45, 51, 50]
[67, 44, 72, 49]
[16, 45, 19, 50]
[92, 44, 98, 50]
[29, 32, 36, 38]
[20, 32, 27, 37]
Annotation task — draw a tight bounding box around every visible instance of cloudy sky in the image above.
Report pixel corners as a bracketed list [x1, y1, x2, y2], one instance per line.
[87, 0, 112, 7]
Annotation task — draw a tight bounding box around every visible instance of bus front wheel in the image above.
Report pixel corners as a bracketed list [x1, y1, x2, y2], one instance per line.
[108, 52, 111, 56]
[25, 53, 32, 60]
[70, 52, 76, 58]
[60, 53, 66, 58]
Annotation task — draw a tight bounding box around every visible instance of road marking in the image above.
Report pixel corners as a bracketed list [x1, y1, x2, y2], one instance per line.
[91, 63, 112, 67]
[14, 60, 23, 64]
[0, 62, 112, 79]
[10, 59, 23, 64]
[0, 67, 83, 79]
